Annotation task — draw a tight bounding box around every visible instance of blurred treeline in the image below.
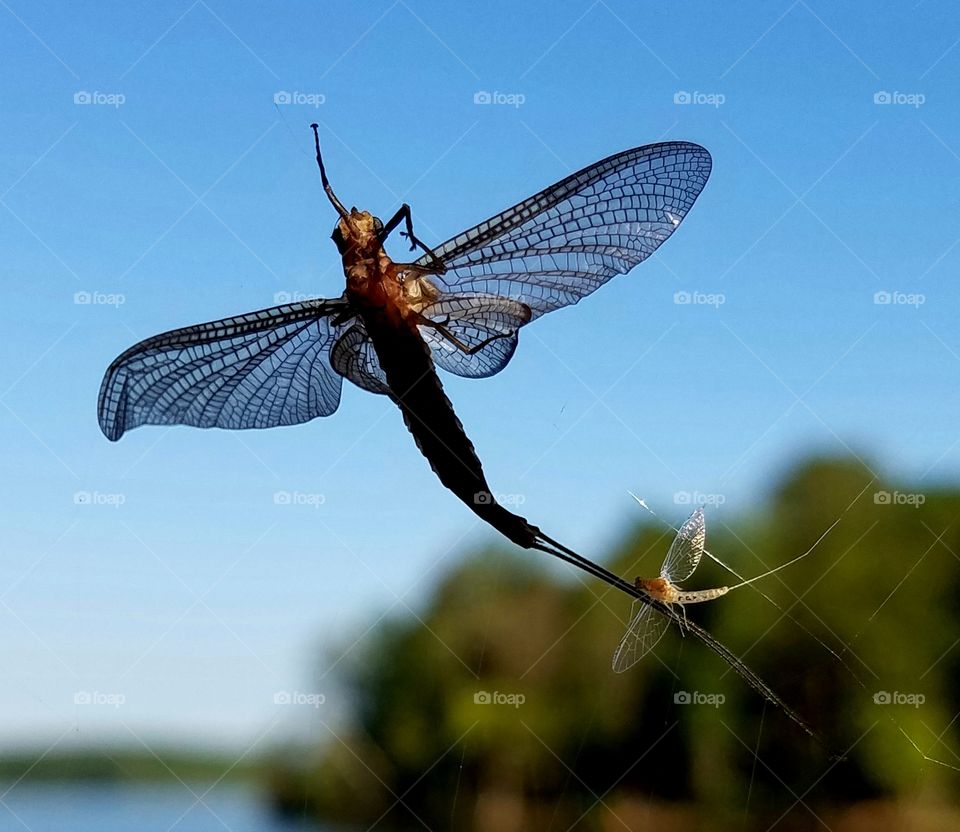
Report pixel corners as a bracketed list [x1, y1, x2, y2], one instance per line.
[267, 456, 960, 830]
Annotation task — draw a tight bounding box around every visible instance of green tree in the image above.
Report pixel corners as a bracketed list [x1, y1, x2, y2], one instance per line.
[268, 456, 960, 829]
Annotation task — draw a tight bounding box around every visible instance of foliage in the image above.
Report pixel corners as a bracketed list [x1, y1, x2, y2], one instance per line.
[268, 456, 960, 829]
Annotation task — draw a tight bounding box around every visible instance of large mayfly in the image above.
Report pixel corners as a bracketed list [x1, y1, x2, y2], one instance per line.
[99, 124, 709, 563]
[97, 127, 826, 742]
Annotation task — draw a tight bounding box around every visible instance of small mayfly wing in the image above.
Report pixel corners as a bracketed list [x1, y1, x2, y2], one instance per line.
[611, 598, 670, 673]
[660, 507, 706, 584]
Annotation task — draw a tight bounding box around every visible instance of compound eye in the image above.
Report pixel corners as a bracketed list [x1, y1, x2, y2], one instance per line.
[373, 216, 384, 233]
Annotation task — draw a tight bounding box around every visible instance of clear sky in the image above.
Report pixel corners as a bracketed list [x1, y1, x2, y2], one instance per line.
[1, 0, 958, 751]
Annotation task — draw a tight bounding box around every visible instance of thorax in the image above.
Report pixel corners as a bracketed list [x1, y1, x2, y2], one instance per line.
[636, 576, 680, 604]
[343, 248, 439, 328]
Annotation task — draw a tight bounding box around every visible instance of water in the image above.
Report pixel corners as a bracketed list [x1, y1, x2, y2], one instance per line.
[0, 783, 321, 831]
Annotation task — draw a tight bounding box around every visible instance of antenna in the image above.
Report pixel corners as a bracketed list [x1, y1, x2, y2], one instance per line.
[310, 123, 349, 219]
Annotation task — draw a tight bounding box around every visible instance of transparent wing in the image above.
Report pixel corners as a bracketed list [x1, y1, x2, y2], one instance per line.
[611, 599, 670, 673]
[330, 320, 391, 395]
[418, 293, 532, 378]
[418, 142, 711, 319]
[661, 507, 706, 584]
[98, 298, 350, 440]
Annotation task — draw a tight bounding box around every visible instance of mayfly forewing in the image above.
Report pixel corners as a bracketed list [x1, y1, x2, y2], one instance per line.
[612, 599, 670, 674]
[415, 143, 712, 321]
[661, 507, 706, 584]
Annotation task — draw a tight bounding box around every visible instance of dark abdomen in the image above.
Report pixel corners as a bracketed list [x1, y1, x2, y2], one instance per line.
[365, 315, 539, 549]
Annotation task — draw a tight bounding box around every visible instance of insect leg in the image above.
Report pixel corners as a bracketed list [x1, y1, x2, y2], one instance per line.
[417, 314, 511, 355]
[379, 204, 447, 273]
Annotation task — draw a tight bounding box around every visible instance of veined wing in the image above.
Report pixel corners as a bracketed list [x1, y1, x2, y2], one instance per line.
[417, 142, 711, 332]
[612, 598, 669, 673]
[661, 507, 706, 584]
[330, 319, 391, 395]
[417, 293, 531, 378]
[98, 298, 351, 440]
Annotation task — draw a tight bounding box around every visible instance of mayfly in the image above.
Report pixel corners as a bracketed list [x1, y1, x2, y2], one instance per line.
[614, 500, 960, 771]
[99, 125, 710, 558]
[97, 127, 825, 741]
[613, 506, 813, 673]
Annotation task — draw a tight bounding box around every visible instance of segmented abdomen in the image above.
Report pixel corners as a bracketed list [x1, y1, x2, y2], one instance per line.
[363, 313, 540, 549]
[676, 587, 729, 604]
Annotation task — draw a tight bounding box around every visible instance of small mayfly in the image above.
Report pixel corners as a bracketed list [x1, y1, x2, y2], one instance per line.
[613, 507, 727, 672]
[612, 505, 801, 673]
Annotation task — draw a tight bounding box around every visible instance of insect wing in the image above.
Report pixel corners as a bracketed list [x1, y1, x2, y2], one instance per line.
[661, 507, 706, 584]
[418, 293, 531, 378]
[98, 298, 350, 440]
[330, 319, 392, 395]
[419, 142, 711, 321]
[612, 598, 670, 673]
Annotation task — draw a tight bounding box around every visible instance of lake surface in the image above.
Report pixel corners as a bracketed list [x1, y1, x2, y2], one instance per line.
[0, 783, 323, 831]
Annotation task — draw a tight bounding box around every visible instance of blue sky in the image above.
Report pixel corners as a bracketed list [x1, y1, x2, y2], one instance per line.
[1, 0, 958, 750]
